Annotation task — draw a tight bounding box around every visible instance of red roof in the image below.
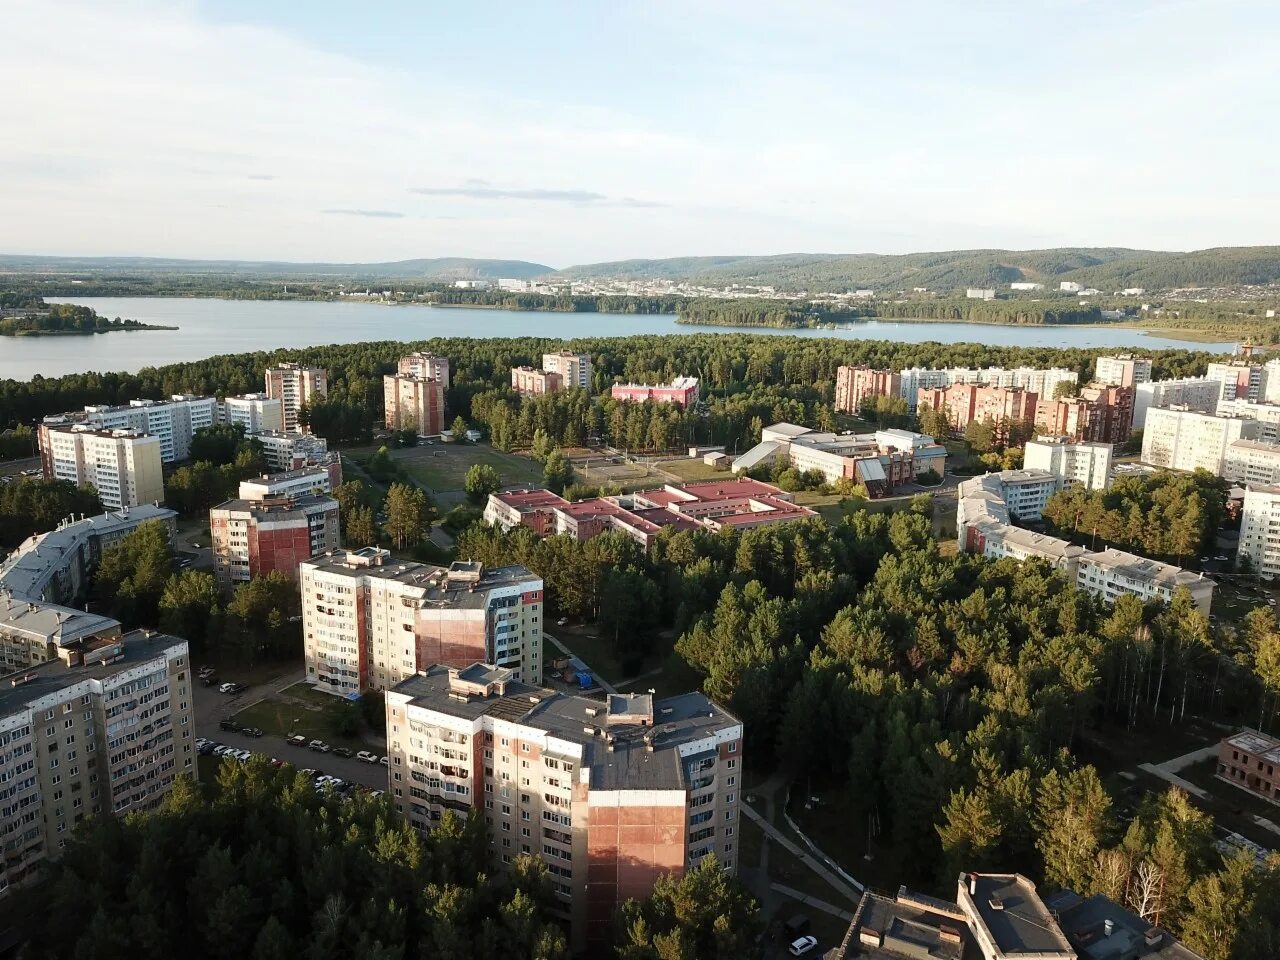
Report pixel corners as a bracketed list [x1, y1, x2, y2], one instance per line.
[493, 489, 570, 511]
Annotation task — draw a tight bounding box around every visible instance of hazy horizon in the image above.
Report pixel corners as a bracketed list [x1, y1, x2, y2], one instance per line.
[7, 1, 1279, 265]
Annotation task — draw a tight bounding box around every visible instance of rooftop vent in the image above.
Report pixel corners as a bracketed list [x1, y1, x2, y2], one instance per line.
[988, 897, 1004, 911]
[858, 928, 883, 948]
[9, 673, 38, 688]
[1144, 929, 1163, 947]
[938, 925, 962, 945]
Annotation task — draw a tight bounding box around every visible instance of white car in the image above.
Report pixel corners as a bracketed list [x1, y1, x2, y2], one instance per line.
[356, 751, 379, 764]
[789, 936, 818, 957]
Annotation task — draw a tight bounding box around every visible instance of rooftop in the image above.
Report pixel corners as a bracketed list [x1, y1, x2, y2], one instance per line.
[0, 592, 120, 645]
[1043, 889, 1204, 960]
[0, 629, 184, 715]
[964, 873, 1074, 959]
[1224, 729, 1280, 765]
[1081, 548, 1207, 589]
[491, 489, 571, 512]
[211, 494, 337, 517]
[843, 887, 972, 960]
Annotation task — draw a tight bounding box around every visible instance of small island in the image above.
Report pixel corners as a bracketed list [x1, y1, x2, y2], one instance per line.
[0, 294, 175, 336]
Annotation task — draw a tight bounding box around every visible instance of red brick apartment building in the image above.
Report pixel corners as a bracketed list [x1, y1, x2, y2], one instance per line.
[610, 376, 700, 408]
[209, 494, 340, 587]
[510, 365, 563, 397]
[836, 366, 901, 414]
[1035, 385, 1135, 444]
[1218, 729, 1280, 803]
[916, 384, 1038, 442]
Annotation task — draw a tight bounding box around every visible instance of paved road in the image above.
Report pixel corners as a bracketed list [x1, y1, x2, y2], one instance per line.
[769, 884, 853, 922]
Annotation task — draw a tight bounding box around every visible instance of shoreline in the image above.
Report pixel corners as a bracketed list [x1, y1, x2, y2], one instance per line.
[1, 324, 178, 337]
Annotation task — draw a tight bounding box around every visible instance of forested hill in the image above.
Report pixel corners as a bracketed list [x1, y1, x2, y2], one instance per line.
[0, 254, 552, 280]
[554, 246, 1280, 292]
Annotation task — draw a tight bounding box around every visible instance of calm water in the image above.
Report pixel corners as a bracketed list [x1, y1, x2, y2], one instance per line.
[0, 297, 1237, 381]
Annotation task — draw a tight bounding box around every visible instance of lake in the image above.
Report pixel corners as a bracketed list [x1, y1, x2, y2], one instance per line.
[0, 297, 1237, 381]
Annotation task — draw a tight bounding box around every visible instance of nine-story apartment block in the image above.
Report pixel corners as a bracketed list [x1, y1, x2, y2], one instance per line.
[265, 362, 328, 434]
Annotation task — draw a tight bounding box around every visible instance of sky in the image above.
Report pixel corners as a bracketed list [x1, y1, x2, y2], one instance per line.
[5, 0, 1279, 267]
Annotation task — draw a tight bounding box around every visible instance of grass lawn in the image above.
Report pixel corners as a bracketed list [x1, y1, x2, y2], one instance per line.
[549, 625, 705, 698]
[232, 682, 370, 750]
[570, 455, 670, 493]
[656, 458, 733, 483]
[1180, 758, 1280, 821]
[394, 443, 542, 492]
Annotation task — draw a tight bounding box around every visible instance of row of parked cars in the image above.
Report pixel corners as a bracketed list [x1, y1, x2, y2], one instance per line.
[282, 733, 387, 764]
[195, 737, 385, 798]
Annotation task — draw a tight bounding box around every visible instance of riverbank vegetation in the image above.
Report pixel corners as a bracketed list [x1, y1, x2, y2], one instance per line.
[0, 296, 172, 336]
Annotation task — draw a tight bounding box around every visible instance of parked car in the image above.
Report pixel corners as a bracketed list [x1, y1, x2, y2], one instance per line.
[202, 675, 218, 686]
[212, 745, 231, 757]
[308, 739, 330, 753]
[218, 682, 243, 695]
[286, 734, 307, 747]
[379, 756, 389, 766]
[356, 751, 379, 764]
[198, 742, 217, 756]
[789, 936, 819, 957]
[331, 746, 354, 759]
[219, 719, 240, 732]
[198, 665, 216, 678]
[241, 726, 264, 738]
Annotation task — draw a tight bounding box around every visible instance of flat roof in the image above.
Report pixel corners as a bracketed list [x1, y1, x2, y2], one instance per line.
[968, 874, 1074, 958]
[849, 888, 972, 960]
[211, 494, 337, 517]
[1043, 889, 1204, 960]
[1080, 548, 1206, 589]
[492, 489, 571, 511]
[0, 629, 184, 715]
[1225, 729, 1280, 764]
[0, 593, 120, 645]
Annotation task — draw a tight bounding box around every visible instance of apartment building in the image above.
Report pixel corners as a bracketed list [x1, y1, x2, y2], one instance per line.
[209, 494, 340, 587]
[247, 430, 332, 472]
[39, 425, 163, 511]
[897, 367, 1076, 410]
[835, 366, 901, 415]
[237, 463, 338, 500]
[956, 473, 1212, 612]
[0, 629, 196, 899]
[1133, 377, 1224, 429]
[1095, 354, 1152, 387]
[1215, 398, 1280, 441]
[1206, 361, 1265, 403]
[0, 505, 176, 607]
[0, 594, 121, 675]
[1023, 436, 1112, 490]
[384, 374, 446, 436]
[1035, 386, 1134, 445]
[1218, 729, 1280, 806]
[1223, 440, 1280, 486]
[301, 549, 544, 695]
[610, 377, 700, 408]
[484, 479, 816, 548]
[542, 351, 592, 391]
[1077, 549, 1213, 614]
[732, 424, 946, 497]
[511, 366, 563, 397]
[916, 384, 1038, 440]
[398, 352, 451, 388]
[218, 393, 284, 434]
[1141, 407, 1260, 473]
[1238, 486, 1280, 578]
[385, 664, 743, 953]
[264, 362, 328, 433]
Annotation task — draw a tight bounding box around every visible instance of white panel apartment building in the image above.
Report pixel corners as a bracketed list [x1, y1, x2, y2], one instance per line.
[41, 395, 216, 465]
[1216, 398, 1280, 442]
[1023, 436, 1112, 490]
[218, 393, 284, 434]
[247, 431, 331, 472]
[1140, 407, 1261, 473]
[39, 426, 164, 511]
[385, 665, 742, 953]
[542, 351, 593, 391]
[1094, 355, 1152, 387]
[1133, 377, 1224, 430]
[1223, 440, 1280, 486]
[1207, 361, 1266, 403]
[301, 549, 544, 696]
[1239, 486, 1280, 578]
[264, 362, 328, 433]
[897, 366, 1077, 409]
[1077, 549, 1214, 613]
[0, 630, 196, 898]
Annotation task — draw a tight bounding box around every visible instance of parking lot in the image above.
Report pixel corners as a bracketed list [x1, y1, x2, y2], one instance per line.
[193, 669, 390, 790]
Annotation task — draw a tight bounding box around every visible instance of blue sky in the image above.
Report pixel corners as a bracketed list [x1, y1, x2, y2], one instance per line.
[5, 0, 1278, 266]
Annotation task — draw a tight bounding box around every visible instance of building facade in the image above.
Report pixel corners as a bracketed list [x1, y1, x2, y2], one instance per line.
[237, 463, 338, 500]
[542, 351, 592, 391]
[218, 393, 284, 434]
[1076, 549, 1213, 614]
[39, 425, 163, 510]
[610, 377, 700, 408]
[835, 366, 901, 415]
[917, 384, 1038, 440]
[47, 395, 218, 465]
[1238, 486, 1280, 579]
[1218, 730, 1280, 806]
[511, 366, 563, 397]
[301, 550, 544, 695]
[1094, 354, 1153, 387]
[1141, 407, 1260, 473]
[897, 367, 1076, 410]
[1035, 385, 1134, 445]
[385, 665, 742, 953]
[384, 374, 446, 436]
[1206, 361, 1265, 403]
[209, 495, 340, 587]
[398, 352, 451, 388]
[1023, 436, 1112, 490]
[0, 630, 196, 899]
[1223, 440, 1280, 486]
[1133, 377, 1224, 430]
[265, 362, 328, 433]
[247, 431, 332, 472]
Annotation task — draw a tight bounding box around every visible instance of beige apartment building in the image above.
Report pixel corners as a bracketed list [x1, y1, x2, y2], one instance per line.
[39, 425, 163, 510]
[0, 630, 196, 899]
[384, 374, 446, 436]
[398, 352, 451, 387]
[542, 351, 592, 391]
[301, 549, 544, 695]
[1141, 407, 1261, 473]
[218, 393, 284, 434]
[1238, 485, 1280, 579]
[385, 664, 743, 954]
[1222, 439, 1280, 486]
[835, 366, 901, 415]
[264, 362, 328, 433]
[209, 494, 340, 587]
[1094, 354, 1152, 387]
[511, 366, 563, 397]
